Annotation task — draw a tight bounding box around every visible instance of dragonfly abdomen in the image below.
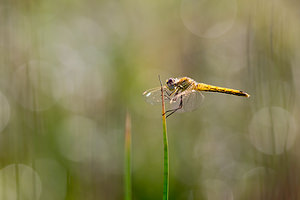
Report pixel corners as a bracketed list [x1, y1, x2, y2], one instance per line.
[196, 83, 249, 97]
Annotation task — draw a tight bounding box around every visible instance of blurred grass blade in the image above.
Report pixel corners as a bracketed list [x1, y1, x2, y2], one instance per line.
[125, 111, 132, 200]
[159, 76, 169, 200]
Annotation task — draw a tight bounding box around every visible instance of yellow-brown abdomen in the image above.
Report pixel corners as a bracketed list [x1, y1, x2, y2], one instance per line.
[196, 83, 250, 97]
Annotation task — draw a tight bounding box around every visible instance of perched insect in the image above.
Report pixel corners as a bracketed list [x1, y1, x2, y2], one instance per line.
[143, 77, 250, 118]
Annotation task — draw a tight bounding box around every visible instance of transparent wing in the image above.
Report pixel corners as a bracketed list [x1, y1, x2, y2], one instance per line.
[170, 90, 204, 113]
[143, 86, 173, 105]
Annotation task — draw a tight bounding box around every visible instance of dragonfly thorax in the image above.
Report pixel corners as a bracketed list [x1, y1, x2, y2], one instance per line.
[166, 77, 194, 91]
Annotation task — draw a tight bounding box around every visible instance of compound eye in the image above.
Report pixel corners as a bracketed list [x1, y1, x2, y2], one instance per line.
[166, 78, 175, 90]
[167, 78, 174, 84]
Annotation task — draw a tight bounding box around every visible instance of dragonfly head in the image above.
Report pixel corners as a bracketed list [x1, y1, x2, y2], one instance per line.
[166, 78, 176, 91]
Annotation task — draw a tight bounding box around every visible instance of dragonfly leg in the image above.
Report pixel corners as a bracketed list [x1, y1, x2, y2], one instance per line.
[165, 90, 171, 96]
[164, 88, 181, 102]
[164, 94, 171, 100]
[163, 95, 183, 118]
[169, 88, 181, 96]
[163, 88, 179, 100]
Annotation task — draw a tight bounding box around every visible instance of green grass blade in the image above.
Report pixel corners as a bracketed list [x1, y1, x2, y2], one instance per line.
[160, 77, 169, 200]
[124, 112, 132, 200]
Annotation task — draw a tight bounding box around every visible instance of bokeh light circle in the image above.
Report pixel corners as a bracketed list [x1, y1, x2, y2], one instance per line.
[248, 107, 297, 155]
[0, 164, 42, 200]
[51, 45, 105, 113]
[57, 115, 108, 163]
[12, 60, 60, 111]
[35, 159, 67, 200]
[180, 0, 237, 38]
[238, 167, 275, 198]
[202, 179, 234, 200]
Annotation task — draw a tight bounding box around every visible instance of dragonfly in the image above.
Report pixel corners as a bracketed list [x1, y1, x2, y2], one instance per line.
[143, 77, 250, 118]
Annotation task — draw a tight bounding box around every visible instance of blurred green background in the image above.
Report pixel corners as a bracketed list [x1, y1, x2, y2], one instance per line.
[0, 0, 300, 199]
